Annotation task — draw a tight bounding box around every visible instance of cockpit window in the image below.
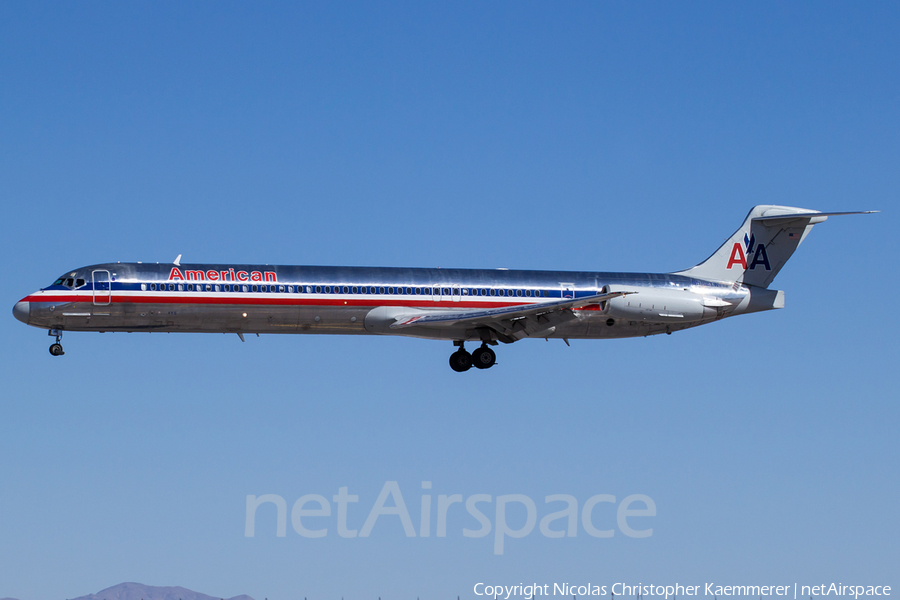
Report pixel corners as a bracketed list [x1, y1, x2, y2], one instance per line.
[75, 278, 85, 288]
[53, 278, 64, 286]
[64, 278, 75, 287]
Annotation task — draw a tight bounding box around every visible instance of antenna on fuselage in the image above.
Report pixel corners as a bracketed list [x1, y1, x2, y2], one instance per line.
[173, 254, 182, 266]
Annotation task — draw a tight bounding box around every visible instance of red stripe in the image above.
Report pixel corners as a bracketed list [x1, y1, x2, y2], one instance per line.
[25, 294, 535, 310]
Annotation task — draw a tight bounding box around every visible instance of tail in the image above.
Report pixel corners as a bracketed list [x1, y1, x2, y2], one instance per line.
[676, 205, 876, 288]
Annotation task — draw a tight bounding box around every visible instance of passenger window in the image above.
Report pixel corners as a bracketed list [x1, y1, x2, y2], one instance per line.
[462, 288, 468, 295]
[516, 289, 522, 297]
[141, 283, 147, 291]
[251, 285, 258, 292]
[352, 286, 358, 294]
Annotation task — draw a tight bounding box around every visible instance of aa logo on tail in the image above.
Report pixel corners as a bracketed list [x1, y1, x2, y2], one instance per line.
[726, 233, 771, 271]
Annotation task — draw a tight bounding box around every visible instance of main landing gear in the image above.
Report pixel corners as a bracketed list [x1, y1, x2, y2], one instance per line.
[48, 329, 64, 356]
[449, 342, 497, 372]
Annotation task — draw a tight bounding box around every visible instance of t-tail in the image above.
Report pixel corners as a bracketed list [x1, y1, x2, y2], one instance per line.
[676, 205, 877, 287]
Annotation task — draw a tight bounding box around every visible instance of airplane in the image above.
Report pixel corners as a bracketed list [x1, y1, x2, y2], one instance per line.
[12, 205, 875, 371]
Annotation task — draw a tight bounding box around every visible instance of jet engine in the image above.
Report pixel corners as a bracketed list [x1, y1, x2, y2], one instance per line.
[603, 286, 716, 323]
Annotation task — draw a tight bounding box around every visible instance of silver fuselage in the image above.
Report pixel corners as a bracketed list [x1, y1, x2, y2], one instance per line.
[14, 262, 781, 342]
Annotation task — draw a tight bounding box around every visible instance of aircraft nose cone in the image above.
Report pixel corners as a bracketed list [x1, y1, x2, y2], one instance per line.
[13, 301, 30, 324]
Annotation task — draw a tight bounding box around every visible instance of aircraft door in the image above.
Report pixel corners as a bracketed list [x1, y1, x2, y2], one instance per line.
[560, 282, 575, 300]
[93, 270, 111, 305]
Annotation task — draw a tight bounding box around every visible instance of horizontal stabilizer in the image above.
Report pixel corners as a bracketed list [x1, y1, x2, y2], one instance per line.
[753, 210, 878, 222]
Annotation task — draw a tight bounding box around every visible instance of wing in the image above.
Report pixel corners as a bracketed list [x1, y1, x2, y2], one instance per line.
[389, 290, 633, 341]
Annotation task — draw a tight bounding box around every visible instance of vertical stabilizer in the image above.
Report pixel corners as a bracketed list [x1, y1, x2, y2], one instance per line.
[677, 205, 850, 288]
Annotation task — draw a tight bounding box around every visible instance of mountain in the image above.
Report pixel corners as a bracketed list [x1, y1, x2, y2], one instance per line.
[68, 583, 254, 600]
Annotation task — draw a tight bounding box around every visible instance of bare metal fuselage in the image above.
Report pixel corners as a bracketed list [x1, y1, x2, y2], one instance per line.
[15, 262, 778, 343]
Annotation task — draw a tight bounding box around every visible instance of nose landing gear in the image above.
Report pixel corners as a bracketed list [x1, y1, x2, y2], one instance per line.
[449, 342, 496, 372]
[48, 329, 64, 356]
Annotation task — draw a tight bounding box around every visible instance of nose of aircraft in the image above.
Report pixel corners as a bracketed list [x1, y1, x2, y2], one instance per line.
[13, 300, 30, 324]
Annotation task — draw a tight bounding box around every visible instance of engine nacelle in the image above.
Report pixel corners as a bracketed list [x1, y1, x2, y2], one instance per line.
[605, 287, 713, 323]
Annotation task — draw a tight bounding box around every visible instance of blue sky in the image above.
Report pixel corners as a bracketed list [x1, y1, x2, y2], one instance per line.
[1, 3, 897, 599]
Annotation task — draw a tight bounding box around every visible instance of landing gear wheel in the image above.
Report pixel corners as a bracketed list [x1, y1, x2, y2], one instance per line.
[49, 343, 64, 356]
[449, 350, 472, 372]
[472, 345, 496, 369]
